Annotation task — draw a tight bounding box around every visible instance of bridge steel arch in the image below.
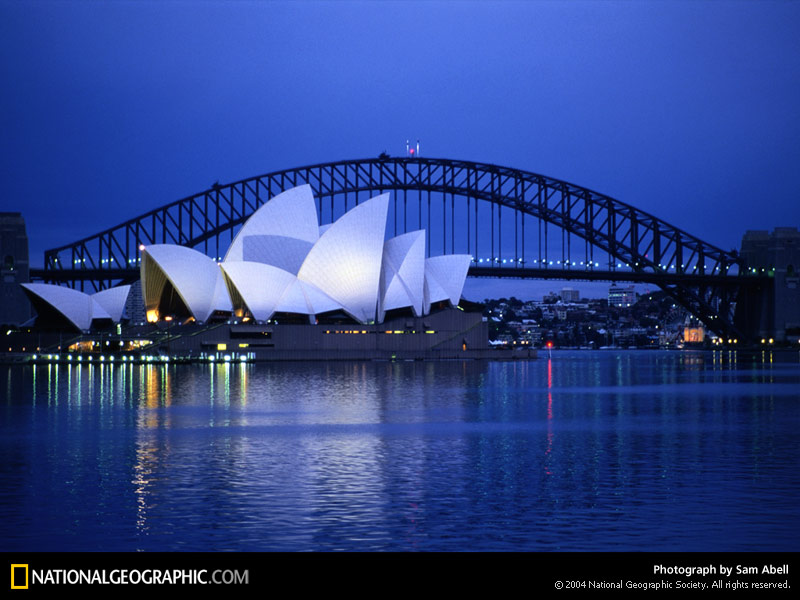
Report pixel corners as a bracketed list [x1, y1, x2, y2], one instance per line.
[41, 157, 760, 340]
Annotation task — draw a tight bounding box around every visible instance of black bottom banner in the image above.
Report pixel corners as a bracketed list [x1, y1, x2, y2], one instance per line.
[4, 551, 796, 594]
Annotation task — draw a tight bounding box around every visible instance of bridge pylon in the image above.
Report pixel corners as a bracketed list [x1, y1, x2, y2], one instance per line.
[737, 227, 800, 343]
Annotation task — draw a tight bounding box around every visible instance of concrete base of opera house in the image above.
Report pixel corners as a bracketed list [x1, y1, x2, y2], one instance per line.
[2, 308, 538, 363]
[153, 307, 535, 361]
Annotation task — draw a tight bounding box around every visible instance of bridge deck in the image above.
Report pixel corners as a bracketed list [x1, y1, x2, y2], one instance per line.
[31, 266, 765, 288]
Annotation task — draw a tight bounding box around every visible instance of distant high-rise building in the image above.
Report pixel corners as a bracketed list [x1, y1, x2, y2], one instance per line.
[608, 285, 636, 307]
[124, 280, 146, 324]
[560, 287, 579, 302]
[0, 212, 31, 325]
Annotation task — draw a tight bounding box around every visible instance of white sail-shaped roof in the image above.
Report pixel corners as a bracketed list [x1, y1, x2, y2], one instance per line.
[224, 184, 319, 263]
[141, 245, 230, 322]
[241, 235, 314, 274]
[423, 255, 472, 314]
[211, 269, 233, 314]
[274, 278, 342, 317]
[379, 230, 425, 321]
[423, 271, 449, 315]
[21, 283, 111, 331]
[220, 261, 297, 322]
[132, 186, 472, 327]
[91, 285, 131, 323]
[297, 194, 389, 324]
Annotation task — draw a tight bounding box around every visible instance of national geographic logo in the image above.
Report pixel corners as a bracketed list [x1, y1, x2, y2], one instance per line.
[8, 564, 248, 587]
[11, 564, 28, 590]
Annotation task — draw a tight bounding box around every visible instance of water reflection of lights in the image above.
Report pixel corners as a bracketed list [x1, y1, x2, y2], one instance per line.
[163, 366, 171, 406]
[145, 365, 160, 408]
[209, 362, 233, 408]
[133, 364, 178, 538]
[132, 443, 159, 538]
[99, 360, 105, 403]
[136, 364, 173, 429]
[209, 361, 214, 404]
[239, 362, 248, 405]
[46, 363, 52, 405]
[545, 358, 554, 476]
[224, 363, 230, 406]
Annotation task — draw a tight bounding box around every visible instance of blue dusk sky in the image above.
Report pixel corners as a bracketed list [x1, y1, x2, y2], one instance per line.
[1, 1, 798, 300]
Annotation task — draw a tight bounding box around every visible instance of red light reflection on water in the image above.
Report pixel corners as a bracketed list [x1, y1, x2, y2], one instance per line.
[545, 358, 554, 475]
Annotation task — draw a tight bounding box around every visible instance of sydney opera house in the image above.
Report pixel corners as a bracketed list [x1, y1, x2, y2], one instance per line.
[21, 186, 491, 360]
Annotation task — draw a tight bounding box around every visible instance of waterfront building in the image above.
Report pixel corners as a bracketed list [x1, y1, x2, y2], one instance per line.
[0, 212, 31, 325]
[13, 187, 498, 359]
[683, 326, 705, 343]
[740, 227, 800, 341]
[608, 285, 636, 307]
[141, 185, 473, 327]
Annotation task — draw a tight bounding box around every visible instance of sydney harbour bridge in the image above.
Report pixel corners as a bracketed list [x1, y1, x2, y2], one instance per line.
[34, 157, 770, 341]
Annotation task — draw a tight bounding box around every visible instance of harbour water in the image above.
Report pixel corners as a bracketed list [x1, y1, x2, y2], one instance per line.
[1, 351, 798, 552]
